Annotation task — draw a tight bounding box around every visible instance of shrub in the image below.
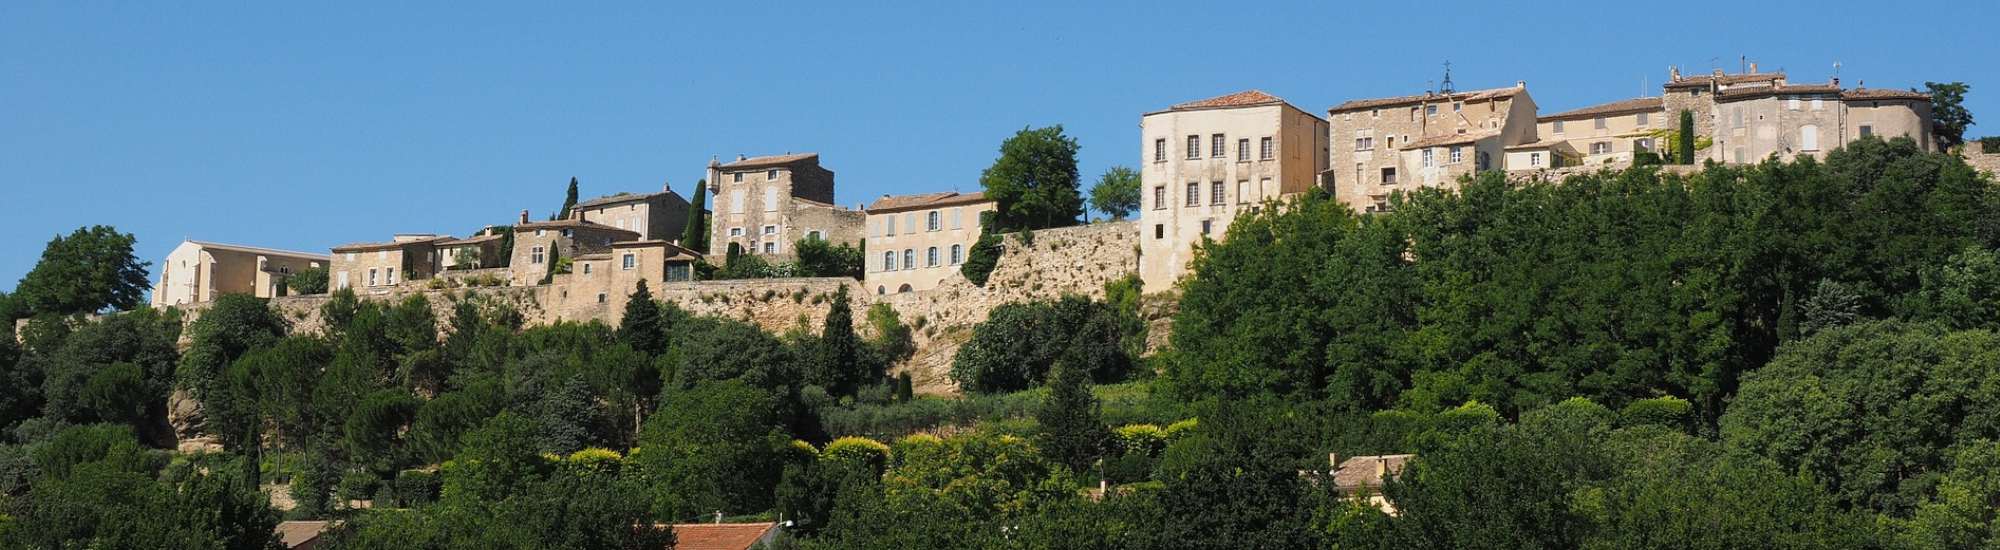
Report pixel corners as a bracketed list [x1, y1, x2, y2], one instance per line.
[820, 436, 891, 472]
[1164, 418, 1199, 442]
[392, 469, 439, 507]
[337, 469, 382, 502]
[566, 447, 624, 472]
[1619, 396, 1692, 429]
[950, 296, 1133, 392]
[286, 267, 329, 295]
[1112, 424, 1167, 457]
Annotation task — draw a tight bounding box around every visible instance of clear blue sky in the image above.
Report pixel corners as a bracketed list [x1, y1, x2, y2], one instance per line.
[3, 1, 1994, 293]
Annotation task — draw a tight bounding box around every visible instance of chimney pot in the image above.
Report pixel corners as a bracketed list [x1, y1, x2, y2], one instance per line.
[1376, 457, 1388, 477]
[1749, 62, 1758, 74]
[737, 154, 747, 161]
[1713, 68, 1725, 77]
[1516, 80, 1526, 89]
[519, 210, 529, 224]
[1329, 452, 1340, 468]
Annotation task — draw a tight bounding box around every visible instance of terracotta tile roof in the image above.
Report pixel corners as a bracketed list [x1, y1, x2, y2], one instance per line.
[1330, 86, 1525, 114]
[332, 235, 453, 253]
[865, 191, 991, 213]
[718, 153, 818, 170]
[1541, 97, 1664, 121]
[1332, 454, 1413, 494]
[1844, 88, 1930, 101]
[1715, 83, 1842, 102]
[575, 189, 685, 210]
[1400, 130, 1501, 150]
[1504, 139, 1578, 152]
[188, 240, 330, 260]
[1169, 90, 1287, 111]
[611, 239, 707, 260]
[1664, 72, 1786, 89]
[669, 522, 777, 550]
[436, 233, 504, 246]
[274, 520, 333, 548]
[515, 218, 642, 238]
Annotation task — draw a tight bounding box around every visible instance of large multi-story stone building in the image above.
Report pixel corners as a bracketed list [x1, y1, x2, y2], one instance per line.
[705, 153, 865, 261]
[572, 184, 697, 242]
[1512, 96, 1667, 169]
[1660, 65, 1933, 163]
[1138, 90, 1329, 291]
[151, 240, 327, 307]
[564, 239, 706, 305]
[863, 191, 997, 295]
[1327, 82, 1538, 212]
[330, 234, 453, 294]
[506, 210, 641, 286]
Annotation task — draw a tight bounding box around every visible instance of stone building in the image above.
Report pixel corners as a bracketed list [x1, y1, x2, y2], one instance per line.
[1327, 82, 1538, 213]
[330, 234, 452, 294]
[506, 210, 641, 286]
[864, 191, 997, 295]
[1658, 65, 1933, 163]
[1139, 90, 1329, 291]
[151, 240, 327, 307]
[705, 153, 865, 261]
[559, 239, 706, 311]
[436, 228, 508, 271]
[1516, 96, 1667, 168]
[572, 184, 697, 242]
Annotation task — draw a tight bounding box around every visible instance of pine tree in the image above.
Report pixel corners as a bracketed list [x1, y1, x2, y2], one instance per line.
[1678, 110, 1696, 164]
[618, 279, 666, 356]
[682, 179, 709, 252]
[1036, 361, 1106, 475]
[556, 177, 579, 220]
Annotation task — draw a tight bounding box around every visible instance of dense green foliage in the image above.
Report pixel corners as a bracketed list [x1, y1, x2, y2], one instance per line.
[791, 236, 864, 279]
[12, 225, 151, 315]
[555, 176, 579, 221]
[981, 125, 1084, 231]
[951, 295, 1135, 392]
[1927, 81, 1973, 150]
[287, 266, 330, 295]
[1089, 165, 1141, 220]
[1678, 109, 1696, 164]
[683, 178, 709, 253]
[959, 212, 1004, 287]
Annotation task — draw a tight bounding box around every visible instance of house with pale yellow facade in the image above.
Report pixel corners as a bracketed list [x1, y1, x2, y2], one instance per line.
[1658, 65, 1934, 164]
[562, 239, 705, 306]
[1327, 82, 1538, 213]
[507, 210, 642, 286]
[1513, 96, 1667, 169]
[864, 191, 996, 295]
[330, 234, 453, 295]
[705, 153, 865, 261]
[1139, 90, 1329, 291]
[151, 240, 327, 307]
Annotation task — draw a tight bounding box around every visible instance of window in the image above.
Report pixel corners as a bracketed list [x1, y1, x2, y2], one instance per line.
[1210, 181, 1224, 205]
[1211, 134, 1225, 157]
[1200, 219, 1212, 235]
[767, 169, 778, 180]
[597, 293, 607, 304]
[927, 211, 940, 231]
[1811, 98, 1824, 111]
[927, 247, 939, 267]
[1185, 182, 1199, 207]
[1153, 139, 1166, 162]
[951, 208, 963, 229]
[1422, 149, 1435, 167]
[1636, 113, 1650, 126]
[1237, 138, 1250, 161]
[378, 250, 388, 260]
[1553, 120, 1565, 134]
[1452, 102, 1463, 112]
[582, 262, 593, 275]
[1635, 138, 1655, 152]
[1594, 117, 1607, 130]
[344, 252, 355, 261]
[1259, 137, 1274, 160]
[1859, 125, 1874, 138]
[902, 249, 914, 270]
[1530, 152, 1542, 166]
[336, 271, 348, 289]
[885, 216, 895, 236]
[1788, 98, 1801, 110]
[1590, 142, 1612, 155]
[762, 225, 777, 235]
[1800, 125, 1820, 151]
[883, 252, 896, 271]
[807, 230, 822, 241]
[1381, 167, 1397, 184]
[665, 263, 691, 282]
[1425, 104, 1438, 116]
[1386, 136, 1395, 148]
[531, 246, 546, 264]
[535, 229, 545, 237]
[763, 242, 777, 254]
[732, 172, 743, 183]
[1354, 137, 1374, 151]
[729, 189, 745, 213]
[1371, 109, 1380, 118]
[763, 187, 778, 211]
[1154, 224, 1164, 239]
[1185, 135, 1200, 160]
[903, 213, 915, 234]
[622, 253, 636, 270]
[1449, 146, 1463, 164]
[950, 244, 963, 265]
[368, 268, 378, 286]
[1409, 107, 1419, 121]
[1477, 152, 1490, 171]
[386, 268, 396, 285]
[1153, 186, 1166, 210]
[729, 227, 744, 237]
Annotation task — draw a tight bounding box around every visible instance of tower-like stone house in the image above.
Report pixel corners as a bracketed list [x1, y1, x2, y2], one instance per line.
[1327, 82, 1537, 213]
[705, 153, 864, 261]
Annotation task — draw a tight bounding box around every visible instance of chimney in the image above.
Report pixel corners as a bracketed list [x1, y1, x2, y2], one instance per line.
[1713, 68, 1725, 77]
[1748, 62, 1758, 74]
[661, 178, 671, 192]
[519, 209, 529, 224]
[736, 154, 747, 161]
[713, 511, 723, 524]
[1670, 65, 1681, 81]
[1376, 457, 1388, 478]
[1329, 452, 1340, 468]
[1832, 76, 1841, 88]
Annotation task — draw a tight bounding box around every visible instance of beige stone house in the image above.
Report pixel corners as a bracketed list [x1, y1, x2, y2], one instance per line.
[705, 153, 865, 261]
[507, 210, 641, 286]
[1328, 82, 1538, 213]
[1329, 453, 1413, 515]
[572, 184, 697, 242]
[559, 239, 705, 312]
[1519, 97, 1667, 168]
[864, 191, 997, 295]
[1659, 65, 1933, 164]
[330, 235, 452, 294]
[436, 229, 508, 271]
[151, 240, 327, 307]
[1139, 90, 1329, 291]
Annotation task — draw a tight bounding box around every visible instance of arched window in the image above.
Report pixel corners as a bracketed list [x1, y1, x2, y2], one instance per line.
[877, 286, 886, 295]
[898, 284, 913, 293]
[950, 244, 963, 265]
[927, 247, 939, 267]
[1800, 125, 1820, 151]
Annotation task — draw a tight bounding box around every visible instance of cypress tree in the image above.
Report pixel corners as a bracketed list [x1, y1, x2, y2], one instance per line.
[682, 179, 709, 252]
[556, 177, 580, 220]
[618, 279, 666, 357]
[813, 285, 863, 396]
[1036, 361, 1107, 475]
[1678, 110, 1696, 164]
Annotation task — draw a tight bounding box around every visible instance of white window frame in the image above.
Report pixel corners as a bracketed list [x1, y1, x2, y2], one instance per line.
[1185, 135, 1200, 160]
[1259, 137, 1274, 160]
[927, 211, 941, 231]
[1449, 146, 1463, 164]
[622, 253, 636, 270]
[950, 244, 963, 265]
[927, 246, 939, 267]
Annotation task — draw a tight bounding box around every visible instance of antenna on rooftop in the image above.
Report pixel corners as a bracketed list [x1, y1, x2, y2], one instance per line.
[1439, 60, 1456, 94]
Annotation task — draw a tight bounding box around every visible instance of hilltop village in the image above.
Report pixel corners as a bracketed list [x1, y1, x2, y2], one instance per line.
[148, 65, 1950, 388]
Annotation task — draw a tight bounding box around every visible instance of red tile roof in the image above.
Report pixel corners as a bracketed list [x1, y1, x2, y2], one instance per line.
[575, 189, 686, 209]
[865, 191, 991, 213]
[1541, 97, 1664, 121]
[514, 218, 642, 238]
[669, 522, 777, 550]
[1169, 90, 1286, 111]
[1330, 86, 1525, 113]
[1332, 454, 1413, 494]
[1664, 72, 1786, 89]
[717, 153, 818, 170]
[274, 520, 334, 548]
[1844, 88, 1930, 101]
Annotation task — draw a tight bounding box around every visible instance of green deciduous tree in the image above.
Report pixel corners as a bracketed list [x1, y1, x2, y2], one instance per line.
[12, 225, 150, 315]
[635, 380, 791, 519]
[981, 125, 1083, 231]
[1926, 81, 1973, 150]
[286, 266, 330, 295]
[951, 296, 1132, 393]
[793, 237, 863, 279]
[1900, 246, 2000, 330]
[1089, 166, 1141, 221]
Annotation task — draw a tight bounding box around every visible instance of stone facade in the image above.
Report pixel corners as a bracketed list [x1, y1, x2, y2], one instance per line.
[1652, 66, 1934, 164]
[436, 230, 507, 271]
[573, 185, 696, 242]
[1139, 90, 1329, 292]
[864, 191, 997, 295]
[151, 241, 327, 307]
[330, 235, 451, 296]
[1531, 97, 1667, 167]
[705, 153, 864, 261]
[1327, 82, 1537, 213]
[507, 212, 641, 286]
